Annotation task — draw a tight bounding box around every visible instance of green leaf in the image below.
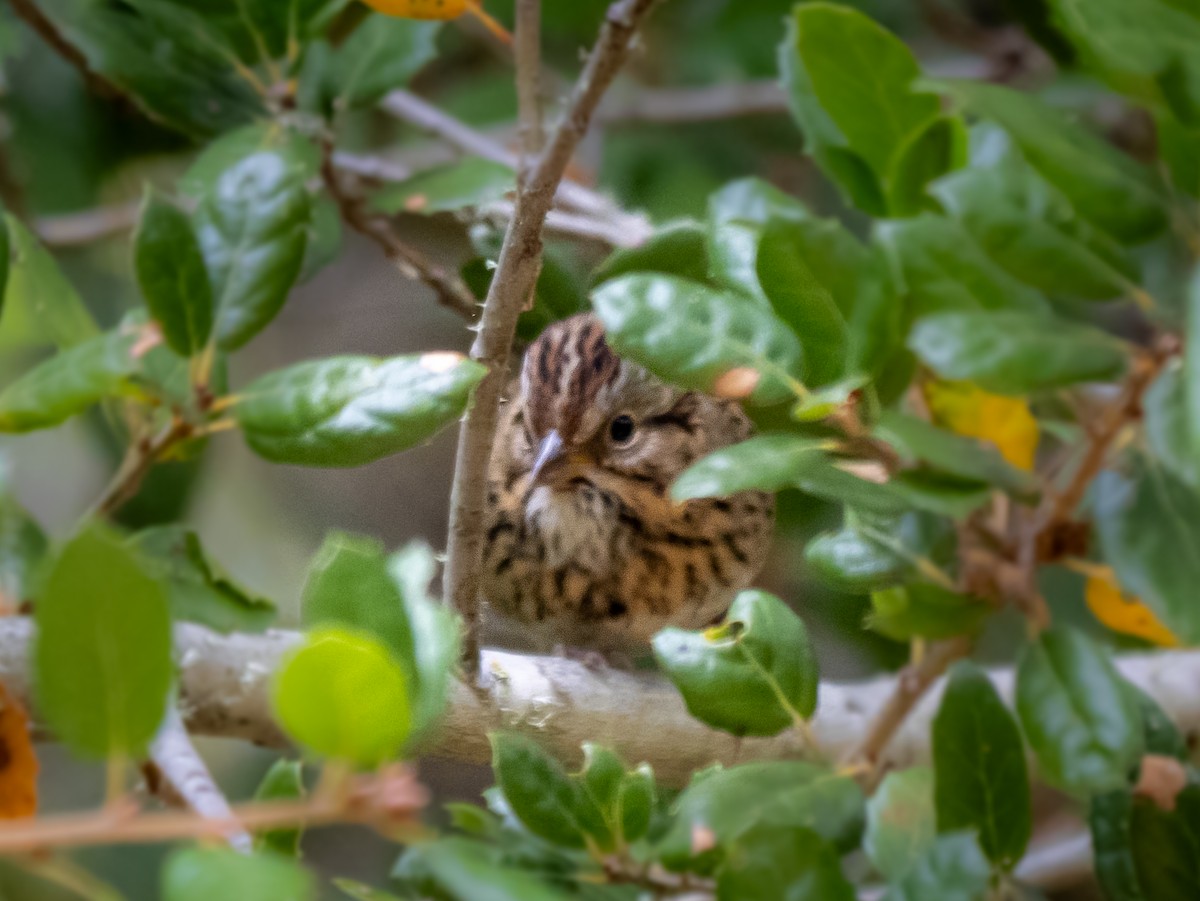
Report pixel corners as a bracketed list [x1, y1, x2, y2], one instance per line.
[865, 767, 936, 881]
[2, 215, 97, 349]
[302, 532, 416, 668]
[0, 205, 9, 313]
[782, 4, 941, 203]
[707, 177, 810, 229]
[29, 0, 263, 138]
[180, 124, 321, 201]
[592, 221, 710, 286]
[327, 16, 441, 108]
[671, 435, 831, 500]
[931, 143, 1139, 300]
[235, 353, 486, 466]
[1015, 626, 1144, 795]
[1144, 361, 1199, 488]
[886, 115, 968, 216]
[805, 511, 954, 594]
[272, 627, 411, 767]
[717, 825, 854, 901]
[163, 846, 313, 901]
[756, 218, 849, 386]
[876, 214, 1048, 316]
[1159, 113, 1200, 197]
[1092, 460, 1200, 644]
[578, 744, 656, 847]
[133, 189, 213, 355]
[388, 541, 461, 746]
[868, 584, 990, 641]
[372, 159, 515, 215]
[195, 149, 313, 350]
[35, 522, 172, 758]
[875, 410, 1039, 498]
[653, 590, 818, 736]
[908, 310, 1128, 394]
[490, 733, 609, 850]
[592, 273, 805, 405]
[1187, 266, 1200, 472]
[334, 879, 405, 901]
[1128, 682, 1189, 760]
[1128, 785, 1200, 900]
[253, 759, 305, 857]
[656, 761, 864, 872]
[933, 662, 1031, 869]
[0, 472, 47, 606]
[887, 471, 995, 520]
[0, 327, 146, 433]
[932, 79, 1168, 242]
[881, 832, 991, 901]
[129, 526, 276, 633]
[1090, 791, 1146, 901]
[392, 837, 573, 901]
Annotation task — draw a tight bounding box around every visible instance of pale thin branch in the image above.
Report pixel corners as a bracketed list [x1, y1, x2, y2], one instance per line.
[441, 0, 663, 676]
[514, 0, 545, 182]
[598, 80, 788, 124]
[33, 201, 140, 248]
[479, 199, 646, 247]
[331, 150, 413, 183]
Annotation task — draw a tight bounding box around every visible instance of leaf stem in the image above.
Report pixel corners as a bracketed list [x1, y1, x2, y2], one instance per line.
[92, 417, 193, 518]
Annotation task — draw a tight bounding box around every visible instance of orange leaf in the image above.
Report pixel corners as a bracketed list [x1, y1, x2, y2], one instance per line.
[360, 0, 469, 19]
[1084, 566, 1179, 647]
[922, 378, 1039, 471]
[0, 681, 38, 819]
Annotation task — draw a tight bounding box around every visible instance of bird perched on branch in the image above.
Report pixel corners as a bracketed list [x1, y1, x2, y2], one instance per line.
[481, 313, 774, 655]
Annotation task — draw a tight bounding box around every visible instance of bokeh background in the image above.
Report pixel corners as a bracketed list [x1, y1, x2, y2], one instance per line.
[0, 0, 1112, 896]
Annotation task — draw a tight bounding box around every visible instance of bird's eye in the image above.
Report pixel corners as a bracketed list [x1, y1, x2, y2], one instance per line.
[609, 415, 635, 443]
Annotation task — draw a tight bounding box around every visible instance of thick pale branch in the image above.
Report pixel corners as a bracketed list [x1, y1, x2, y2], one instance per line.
[0, 619, 1195, 789]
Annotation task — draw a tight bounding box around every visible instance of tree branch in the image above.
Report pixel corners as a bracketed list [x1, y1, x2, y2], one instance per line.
[7, 0, 123, 101]
[514, 0, 545, 181]
[441, 0, 663, 676]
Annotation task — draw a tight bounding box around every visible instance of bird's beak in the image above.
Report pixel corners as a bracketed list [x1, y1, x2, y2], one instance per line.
[529, 430, 566, 484]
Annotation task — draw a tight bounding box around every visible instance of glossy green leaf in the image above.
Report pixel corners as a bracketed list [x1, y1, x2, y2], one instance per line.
[163, 846, 313, 901]
[592, 221, 710, 285]
[388, 541, 461, 746]
[876, 410, 1038, 498]
[908, 310, 1128, 394]
[0, 327, 146, 433]
[717, 825, 854, 901]
[392, 837, 573, 901]
[1016, 626, 1144, 794]
[299, 194, 343, 284]
[129, 526, 276, 633]
[653, 590, 818, 736]
[932, 147, 1138, 299]
[133, 189, 213, 355]
[756, 219, 849, 386]
[592, 273, 805, 405]
[887, 471, 995, 520]
[578, 744, 656, 847]
[1187, 266, 1200, 471]
[180, 124, 321, 200]
[253, 759, 305, 857]
[805, 510, 955, 594]
[707, 177, 810, 229]
[35, 522, 172, 758]
[327, 16, 441, 108]
[782, 4, 941, 210]
[0, 472, 47, 606]
[372, 159, 515, 215]
[933, 662, 1031, 869]
[1143, 361, 1199, 488]
[881, 832, 991, 901]
[2, 215, 97, 349]
[877, 214, 1048, 316]
[235, 353, 486, 467]
[1090, 790, 1145, 901]
[671, 435, 831, 501]
[656, 761, 864, 872]
[932, 79, 1168, 242]
[29, 0, 263, 138]
[865, 767, 936, 881]
[195, 149, 312, 350]
[199, 0, 338, 63]
[272, 627, 411, 767]
[1128, 682, 1189, 760]
[1129, 785, 1200, 900]
[886, 115, 968, 216]
[869, 584, 990, 641]
[490, 733, 609, 850]
[1092, 460, 1200, 644]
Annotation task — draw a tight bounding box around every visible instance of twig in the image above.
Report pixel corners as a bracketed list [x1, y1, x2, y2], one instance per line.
[598, 80, 788, 124]
[331, 150, 413, 183]
[442, 0, 663, 677]
[319, 149, 480, 322]
[93, 417, 193, 518]
[33, 201, 140, 247]
[7, 0, 123, 101]
[0, 763, 425, 853]
[145, 704, 251, 852]
[841, 636, 972, 779]
[514, 0, 545, 182]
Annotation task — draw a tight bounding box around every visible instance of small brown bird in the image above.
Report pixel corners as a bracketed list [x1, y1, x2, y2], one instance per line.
[481, 313, 775, 654]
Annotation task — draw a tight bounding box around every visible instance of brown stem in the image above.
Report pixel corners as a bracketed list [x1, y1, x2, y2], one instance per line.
[319, 151, 479, 322]
[514, 0, 545, 183]
[842, 636, 972, 778]
[442, 0, 662, 676]
[94, 417, 192, 518]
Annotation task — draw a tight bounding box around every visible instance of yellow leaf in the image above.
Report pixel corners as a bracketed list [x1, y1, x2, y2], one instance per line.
[360, 0, 469, 18]
[0, 680, 38, 818]
[1084, 566, 1179, 647]
[923, 379, 1039, 471]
